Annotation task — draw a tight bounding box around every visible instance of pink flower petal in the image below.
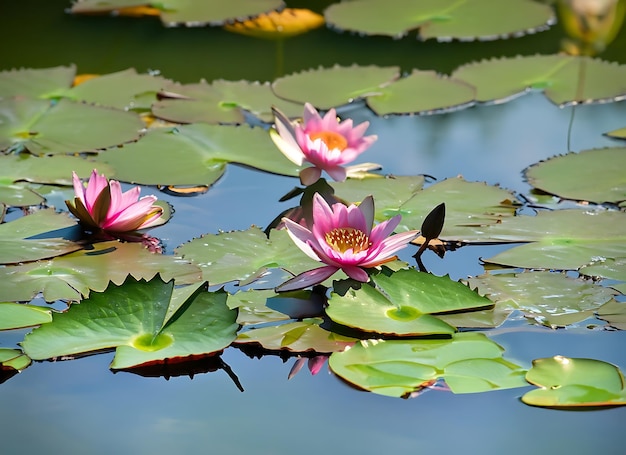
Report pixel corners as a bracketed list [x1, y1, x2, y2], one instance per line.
[341, 265, 369, 282]
[276, 266, 339, 291]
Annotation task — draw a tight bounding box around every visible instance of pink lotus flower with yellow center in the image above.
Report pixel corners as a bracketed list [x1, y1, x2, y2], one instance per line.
[271, 103, 378, 185]
[65, 170, 164, 233]
[277, 193, 418, 291]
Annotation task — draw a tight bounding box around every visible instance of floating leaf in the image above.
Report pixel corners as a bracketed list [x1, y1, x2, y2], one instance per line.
[61, 68, 170, 111]
[331, 175, 425, 209]
[0, 209, 82, 264]
[606, 126, 626, 139]
[272, 65, 401, 110]
[71, 0, 285, 27]
[0, 240, 202, 302]
[366, 70, 475, 115]
[596, 299, 626, 329]
[483, 210, 626, 270]
[0, 184, 44, 207]
[524, 148, 626, 207]
[329, 333, 527, 398]
[227, 289, 292, 325]
[176, 227, 328, 287]
[452, 55, 626, 105]
[21, 275, 239, 369]
[466, 271, 618, 327]
[0, 348, 31, 372]
[153, 80, 302, 124]
[581, 258, 626, 295]
[324, 0, 554, 41]
[95, 124, 301, 186]
[0, 303, 52, 330]
[326, 270, 493, 336]
[336, 177, 519, 242]
[0, 98, 144, 155]
[224, 8, 324, 39]
[522, 356, 626, 407]
[235, 318, 355, 353]
[0, 65, 76, 100]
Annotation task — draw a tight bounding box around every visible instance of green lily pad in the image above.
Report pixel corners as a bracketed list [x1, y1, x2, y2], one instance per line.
[596, 300, 626, 330]
[0, 184, 45, 207]
[271, 65, 401, 110]
[0, 348, 31, 372]
[581, 258, 626, 295]
[153, 79, 303, 124]
[0, 240, 202, 302]
[452, 55, 626, 105]
[0, 65, 76, 99]
[234, 318, 355, 353]
[0, 303, 52, 330]
[524, 148, 626, 206]
[227, 289, 292, 325]
[324, 0, 554, 41]
[466, 271, 618, 328]
[483, 210, 626, 270]
[61, 68, 170, 111]
[336, 176, 519, 242]
[21, 275, 239, 369]
[606, 126, 626, 139]
[0, 209, 82, 264]
[176, 227, 327, 287]
[95, 124, 301, 186]
[326, 270, 493, 336]
[0, 98, 144, 155]
[522, 356, 626, 407]
[366, 70, 476, 115]
[329, 332, 527, 398]
[70, 0, 285, 27]
[331, 175, 425, 209]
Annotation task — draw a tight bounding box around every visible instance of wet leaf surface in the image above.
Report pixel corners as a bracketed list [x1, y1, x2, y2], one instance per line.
[0, 303, 52, 330]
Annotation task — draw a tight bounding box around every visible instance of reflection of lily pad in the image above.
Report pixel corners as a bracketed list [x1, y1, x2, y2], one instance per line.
[0, 65, 76, 99]
[153, 79, 302, 124]
[453, 55, 626, 105]
[326, 270, 493, 336]
[0, 303, 52, 330]
[96, 124, 301, 186]
[71, 0, 285, 27]
[235, 318, 355, 353]
[483, 210, 626, 270]
[0, 98, 144, 155]
[0, 209, 82, 264]
[21, 276, 239, 369]
[329, 333, 527, 398]
[324, 0, 554, 41]
[524, 148, 626, 207]
[176, 227, 324, 287]
[272, 65, 401, 110]
[367, 70, 476, 116]
[522, 356, 626, 407]
[466, 271, 618, 328]
[0, 241, 201, 302]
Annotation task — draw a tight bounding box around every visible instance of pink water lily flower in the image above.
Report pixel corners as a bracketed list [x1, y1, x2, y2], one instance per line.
[271, 103, 377, 185]
[277, 193, 418, 291]
[65, 170, 163, 233]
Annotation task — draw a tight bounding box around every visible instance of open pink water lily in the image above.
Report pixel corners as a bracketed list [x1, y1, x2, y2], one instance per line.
[271, 103, 378, 185]
[65, 170, 164, 233]
[277, 193, 418, 291]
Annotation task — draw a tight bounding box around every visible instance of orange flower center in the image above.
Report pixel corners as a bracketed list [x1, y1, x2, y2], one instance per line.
[325, 227, 371, 254]
[308, 131, 348, 151]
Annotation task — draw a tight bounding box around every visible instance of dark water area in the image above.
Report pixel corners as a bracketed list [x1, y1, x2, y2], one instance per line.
[1, 1, 626, 454]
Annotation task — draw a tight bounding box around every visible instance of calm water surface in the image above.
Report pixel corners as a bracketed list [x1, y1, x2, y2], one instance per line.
[1, 1, 626, 454]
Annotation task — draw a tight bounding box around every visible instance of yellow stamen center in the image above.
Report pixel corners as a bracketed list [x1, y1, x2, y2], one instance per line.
[325, 227, 371, 254]
[309, 131, 348, 151]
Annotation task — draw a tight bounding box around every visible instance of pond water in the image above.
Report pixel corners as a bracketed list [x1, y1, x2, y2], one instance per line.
[1, 1, 626, 454]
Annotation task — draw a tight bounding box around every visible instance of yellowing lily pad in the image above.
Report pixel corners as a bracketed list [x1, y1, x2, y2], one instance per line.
[21, 275, 239, 369]
[606, 126, 626, 139]
[522, 356, 626, 407]
[324, 0, 554, 41]
[452, 55, 626, 105]
[524, 148, 626, 207]
[329, 333, 527, 398]
[326, 270, 493, 336]
[224, 8, 324, 39]
[466, 271, 619, 328]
